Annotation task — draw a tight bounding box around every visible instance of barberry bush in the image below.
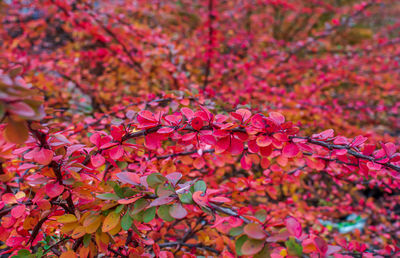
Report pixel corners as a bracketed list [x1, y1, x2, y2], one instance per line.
[0, 0, 399, 257]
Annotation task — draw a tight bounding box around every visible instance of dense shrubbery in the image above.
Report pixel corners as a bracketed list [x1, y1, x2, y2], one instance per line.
[0, 0, 399, 257]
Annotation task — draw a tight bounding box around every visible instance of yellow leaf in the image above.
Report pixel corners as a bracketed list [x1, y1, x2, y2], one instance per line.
[71, 226, 86, 239]
[102, 212, 120, 232]
[101, 203, 118, 211]
[84, 215, 102, 234]
[3, 119, 28, 144]
[57, 214, 78, 223]
[61, 222, 79, 234]
[60, 250, 77, 258]
[79, 212, 91, 224]
[108, 222, 121, 235]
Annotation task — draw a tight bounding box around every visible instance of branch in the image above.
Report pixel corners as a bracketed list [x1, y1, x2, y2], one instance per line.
[208, 202, 250, 223]
[158, 241, 220, 255]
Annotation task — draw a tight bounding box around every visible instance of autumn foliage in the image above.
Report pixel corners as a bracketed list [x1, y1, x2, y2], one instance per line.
[0, 0, 400, 257]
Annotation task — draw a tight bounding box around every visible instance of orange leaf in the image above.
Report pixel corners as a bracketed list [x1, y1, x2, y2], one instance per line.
[71, 226, 86, 239]
[3, 119, 28, 144]
[60, 250, 77, 258]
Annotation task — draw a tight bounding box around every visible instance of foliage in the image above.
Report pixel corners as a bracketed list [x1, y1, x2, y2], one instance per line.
[0, 0, 399, 257]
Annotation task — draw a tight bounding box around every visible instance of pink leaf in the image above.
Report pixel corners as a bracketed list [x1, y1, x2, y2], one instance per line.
[285, 216, 302, 238]
[109, 145, 124, 160]
[169, 203, 187, 219]
[181, 107, 194, 120]
[34, 148, 54, 165]
[166, 172, 182, 186]
[45, 183, 64, 198]
[116, 172, 140, 185]
[2, 193, 17, 204]
[11, 204, 26, 218]
[282, 143, 299, 158]
[192, 191, 208, 207]
[269, 112, 285, 125]
[91, 153, 105, 167]
[244, 223, 267, 240]
[256, 135, 272, 147]
[149, 196, 175, 207]
[157, 127, 174, 134]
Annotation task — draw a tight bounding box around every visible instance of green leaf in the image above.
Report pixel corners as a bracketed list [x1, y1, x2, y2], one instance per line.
[157, 184, 175, 197]
[147, 173, 166, 188]
[254, 245, 270, 258]
[235, 235, 248, 256]
[12, 249, 34, 258]
[193, 180, 207, 193]
[132, 198, 148, 214]
[157, 205, 174, 222]
[143, 206, 156, 223]
[114, 204, 124, 214]
[83, 234, 91, 247]
[178, 192, 193, 204]
[114, 185, 125, 198]
[285, 237, 303, 257]
[96, 193, 120, 200]
[116, 161, 128, 170]
[255, 209, 267, 223]
[229, 226, 244, 236]
[122, 187, 137, 198]
[121, 211, 133, 230]
[0, 102, 5, 121]
[132, 210, 144, 222]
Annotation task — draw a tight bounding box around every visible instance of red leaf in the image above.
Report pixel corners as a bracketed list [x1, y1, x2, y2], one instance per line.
[327, 245, 341, 255]
[138, 110, 156, 122]
[229, 138, 244, 155]
[109, 145, 124, 160]
[244, 223, 267, 240]
[314, 236, 328, 255]
[157, 127, 175, 134]
[241, 155, 252, 170]
[215, 137, 230, 154]
[91, 153, 105, 167]
[181, 107, 194, 120]
[11, 204, 26, 218]
[235, 109, 252, 123]
[286, 216, 302, 238]
[259, 145, 272, 157]
[241, 239, 265, 255]
[382, 142, 396, 158]
[313, 129, 334, 140]
[116, 172, 140, 185]
[8, 102, 36, 117]
[256, 135, 272, 147]
[350, 135, 367, 147]
[208, 196, 231, 203]
[110, 125, 124, 141]
[34, 148, 54, 165]
[269, 112, 285, 125]
[191, 117, 204, 131]
[282, 143, 299, 158]
[192, 191, 208, 206]
[248, 140, 259, 153]
[46, 183, 64, 198]
[2, 193, 17, 204]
